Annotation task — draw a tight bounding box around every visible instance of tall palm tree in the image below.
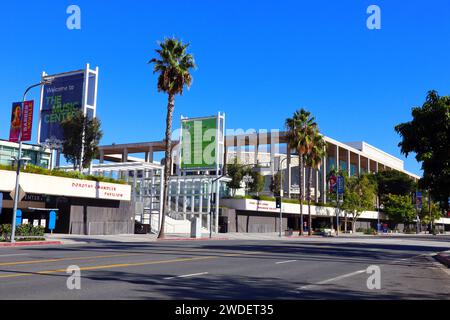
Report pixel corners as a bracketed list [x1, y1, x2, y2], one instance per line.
[305, 132, 327, 236]
[149, 38, 196, 239]
[285, 109, 317, 235]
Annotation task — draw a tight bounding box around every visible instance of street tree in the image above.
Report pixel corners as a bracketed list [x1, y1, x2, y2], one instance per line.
[226, 159, 245, 196]
[61, 110, 103, 171]
[245, 167, 265, 195]
[341, 174, 377, 233]
[395, 90, 450, 210]
[149, 37, 196, 239]
[270, 171, 282, 197]
[376, 170, 416, 201]
[383, 194, 416, 230]
[305, 131, 327, 235]
[286, 109, 317, 235]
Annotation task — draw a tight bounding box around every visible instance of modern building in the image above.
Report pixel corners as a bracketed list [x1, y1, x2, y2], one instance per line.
[97, 126, 450, 234]
[0, 139, 51, 169]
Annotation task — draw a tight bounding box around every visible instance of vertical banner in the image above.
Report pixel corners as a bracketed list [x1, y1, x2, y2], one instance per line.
[9, 102, 22, 142]
[21, 100, 34, 142]
[9, 101, 34, 142]
[39, 72, 84, 143]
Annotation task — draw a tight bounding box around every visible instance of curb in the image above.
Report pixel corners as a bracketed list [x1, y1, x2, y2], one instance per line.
[157, 237, 230, 242]
[0, 241, 62, 247]
[434, 252, 450, 268]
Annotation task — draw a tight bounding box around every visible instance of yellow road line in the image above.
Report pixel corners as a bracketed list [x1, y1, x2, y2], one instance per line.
[0, 253, 139, 267]
[0, 251, 261, 279]
[0, 247, 265, 268]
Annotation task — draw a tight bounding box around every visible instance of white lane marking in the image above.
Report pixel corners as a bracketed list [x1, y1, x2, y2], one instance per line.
[164, 272, 209, 280]
[0, 254, 27, 258]
[297, 269, 366, 291]
[276, 260, 297, 264]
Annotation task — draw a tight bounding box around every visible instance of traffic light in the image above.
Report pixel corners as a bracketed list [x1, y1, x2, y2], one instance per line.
[275, 196, 282, 209]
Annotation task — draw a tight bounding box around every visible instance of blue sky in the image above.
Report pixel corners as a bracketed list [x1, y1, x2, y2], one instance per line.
[1, 0, 450, 175]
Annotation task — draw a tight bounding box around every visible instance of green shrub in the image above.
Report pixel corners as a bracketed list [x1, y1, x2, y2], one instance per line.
[0, 224, 12, 240]
[363, 227, 376, 235]
[2, 224, 46, 238]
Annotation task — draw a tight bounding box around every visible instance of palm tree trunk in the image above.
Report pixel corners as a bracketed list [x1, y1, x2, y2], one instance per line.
[158, 93, 175, 239]
[308, 167, 313, 236]
[299, 155, 304, 236]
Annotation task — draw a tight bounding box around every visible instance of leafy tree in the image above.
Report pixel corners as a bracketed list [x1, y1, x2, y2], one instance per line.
[226, 161, 264, 196]
[376, 170, 416, 200]
[149, 38, 196, 239]
[383, 194, 416, 228]
[341, 174, 377, 233]
[285, 109, 317, 235]
[270, 171, 282, 196]
[226, 159, 245, 196]
[419, 202, 442, 229]
[244, 167, 265, 195]
[305, 131, 327, 235]
[395, 90, 450, 209]
[61, 111, 103, 171]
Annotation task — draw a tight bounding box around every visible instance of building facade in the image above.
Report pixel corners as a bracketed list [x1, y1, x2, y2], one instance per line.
[0, 139, 51, 169]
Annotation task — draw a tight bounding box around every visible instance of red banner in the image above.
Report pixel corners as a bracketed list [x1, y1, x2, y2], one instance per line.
[9, 101, 34, 142]
[9, 102, 22, 142]
[21, 101, 34, 142]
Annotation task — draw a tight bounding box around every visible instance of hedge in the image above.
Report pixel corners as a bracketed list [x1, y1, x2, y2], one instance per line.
[0, 224, 45, 240]
[0, 164, 126, 185]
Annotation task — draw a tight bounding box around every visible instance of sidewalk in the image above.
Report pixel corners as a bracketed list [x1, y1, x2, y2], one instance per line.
[435, 251, 450, 268]
[44, 232, 316, 245]
[39, 231, 450, 246]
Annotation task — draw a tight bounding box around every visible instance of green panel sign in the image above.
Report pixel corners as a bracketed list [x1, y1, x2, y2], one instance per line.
[181, 117, 217, 169]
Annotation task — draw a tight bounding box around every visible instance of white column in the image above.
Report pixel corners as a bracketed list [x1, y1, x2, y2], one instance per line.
[336, 145, 339, 171]
[367, 158, 371, 174]
[303, 166, 306, 199]
[122, 148, 128, 163]
[322, 155, 327, 203]
[358, 154, 361, 176]
[215, 180, 220, 233]
[347, 150, 351, 177]
[254, 140, 259, 166]
[270, 130, 279, 174]
[287, 146, 292, 197]
[315, 169, 319, 202]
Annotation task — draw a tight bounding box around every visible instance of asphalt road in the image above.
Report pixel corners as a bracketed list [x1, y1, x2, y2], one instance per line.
[0, 235, 449, 300]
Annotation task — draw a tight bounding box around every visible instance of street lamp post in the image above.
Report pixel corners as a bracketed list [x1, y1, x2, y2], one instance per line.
[10, 79, 52, 243]
[278, 157, 289, 237]
[242, 174, 254, 196]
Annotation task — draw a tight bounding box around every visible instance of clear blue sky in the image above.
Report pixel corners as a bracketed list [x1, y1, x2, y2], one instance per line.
[1, 0, 450, 175]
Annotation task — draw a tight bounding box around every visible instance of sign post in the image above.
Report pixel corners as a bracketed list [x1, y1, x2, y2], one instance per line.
[415, 191, 422, 234]
[49, 211, 57, 234]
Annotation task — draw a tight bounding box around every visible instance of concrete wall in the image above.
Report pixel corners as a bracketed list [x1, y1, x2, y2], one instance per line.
[69, 200, 134, 235]
[221, 208, 288, 233]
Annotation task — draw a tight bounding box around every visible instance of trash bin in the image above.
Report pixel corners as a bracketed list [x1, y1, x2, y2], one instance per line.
[219, 216, 229, 233]
[190, 217, 202, 238]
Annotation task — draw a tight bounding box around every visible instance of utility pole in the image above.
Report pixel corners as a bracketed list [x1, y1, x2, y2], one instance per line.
[428, 190, 432, 234]
[11, 79, 53, 243]
[278, 157, 288, 237]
